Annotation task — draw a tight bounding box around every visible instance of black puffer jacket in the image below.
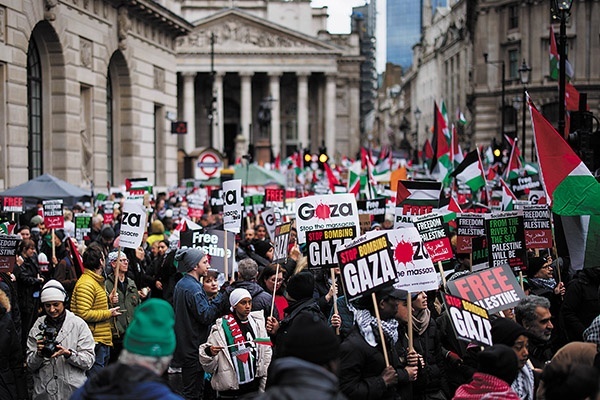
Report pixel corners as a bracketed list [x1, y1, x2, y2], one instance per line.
[0, 291, 26, 400]
[252, 357, 347, 400]
[560, 268, 600, 342]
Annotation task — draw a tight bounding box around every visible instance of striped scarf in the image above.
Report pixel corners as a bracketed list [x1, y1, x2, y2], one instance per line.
[222, 314, 257, 386]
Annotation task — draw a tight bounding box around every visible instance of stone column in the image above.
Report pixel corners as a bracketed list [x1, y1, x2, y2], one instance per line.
[213, 72, 224, 152]
[182, 72, 196, 154]
[240, 72, 253, 147]
[297, 72, 310, 149]
[325, 73, 337, 158]
[269, 72, 282, 158]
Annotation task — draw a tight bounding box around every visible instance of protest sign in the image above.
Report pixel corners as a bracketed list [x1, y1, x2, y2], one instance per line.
[471, 236, 489, 271]
[307, 226, 357, 270]
[413, 213, 453, 263]
[43, 199, 64, 229]
[359, 214, 372, 235]
[446, 265, 526, 314]
[187, 194, 205, 219]
[74, 213, 92, 243]
[295, 193, 359, 244]
[0, 234, 20, 273]
[119, 201, 147, 249]
[222, 179, 242, 233]
[337, 234, 396, 301]
[2, 197, 23, 213]
[243, 193, 265, 216]
[103, 201, 114, 225]
[443, 293, 492, 345]
[264, 188, 285, 209]
[273, 222, 292, 264]
[456, 213, 486, 253]
[510, 174, 542, 198]
[283, 197, 296, 217]
[210, 190, 224, 214]
[180, 229, 235, 274]
[125, 178, 152, 203]
[394, 180, 441, 228]
[357, 198, 386, 223]
[486, 212, 527, 271]
[261, 208, 278, 240]
[523, 204, 552, 249]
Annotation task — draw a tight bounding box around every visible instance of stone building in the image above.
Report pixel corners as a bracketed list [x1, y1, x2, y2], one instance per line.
[0, 0, 191, 190]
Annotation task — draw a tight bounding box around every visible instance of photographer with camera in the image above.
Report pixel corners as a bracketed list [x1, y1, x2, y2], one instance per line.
[26, 280, 95, 399]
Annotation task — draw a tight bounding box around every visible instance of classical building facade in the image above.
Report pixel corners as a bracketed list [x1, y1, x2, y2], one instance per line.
[0, 0, 191, 190]
[175, 1, 362, 174]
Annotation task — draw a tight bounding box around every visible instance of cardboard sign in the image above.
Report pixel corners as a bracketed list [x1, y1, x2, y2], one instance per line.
[264, 188, 285, 209]
[456, 213, 486, 253]
[222, 179, 242, 233]
[359, 214, 372, 235]
[119, 201, 148, 249]
[74, 213, 92, 243]
[337, 234, 396, 301]
[2, 197, 23, 213]
[0, 234, 20, 273]
[443, 293, 492, 346]
[273, 222, 292, 264]
[357, 198, 386, 223]
[307, 226, 357, 270]
[180, 229, 235, 274]
[446, 265, 526, 314]
[510, 174, 542, 198]
[394, 180, 441, 228]
[523, 205, 552, 249]
[471, 236, 489, 272]
[486, 212, 527, 271]
[413, 213, 453, 263]
[43, 199, 64, 229]
[295, 193, 359, 244]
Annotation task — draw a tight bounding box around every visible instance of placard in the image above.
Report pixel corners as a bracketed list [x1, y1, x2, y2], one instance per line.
[446, 265, 525, 314]
[103, 201, 114, 225]
[357, 198, 386, 223]
[261, 208, 278, 240]
[523, 204, 552, 249]
[510, 174, 542, 198]
[222, 179, 242, 233]
[74, 213, 92, 243]
[486, 212, 527, 271]
[264, 188, 285, 209]
[273, 222, 292, 264]
[42, 199, 64, 229]
[0, 234, 20, 273]
[471, 236, 489, 272]
[2, 197, 23, 213]
[337, 234, 396, 301]
[119, 201, 147, 249]
[295, 193, 359, 244]
[359, 214, 372, 235]
[180, 229, 235, 274]
[456, 213, 486, 253]
[443, 293, 492, 345]
[413, 213, 453, 263]
[210, 190, 224, 214]
[394, 180, 441, 228]
[307, 226, 357, 270]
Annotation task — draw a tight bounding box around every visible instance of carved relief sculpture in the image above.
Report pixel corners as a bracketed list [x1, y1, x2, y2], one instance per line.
[117, 6, 131, 51]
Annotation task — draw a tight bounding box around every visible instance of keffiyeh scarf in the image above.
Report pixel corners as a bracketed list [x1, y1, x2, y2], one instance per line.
[511, 365, 534, 400]
[355, 308, 398, 347]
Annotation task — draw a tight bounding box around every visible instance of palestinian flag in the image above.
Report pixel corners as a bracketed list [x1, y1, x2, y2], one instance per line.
[430, 102, 452, 185]
[451, 125, 464, 168]
[396, 180, 442, 207]
[437, 195, 463, 224]
[504, 138, 522, 181]
[450, 150, 486, 193]
[422, 139, 434, 168]
[549, 25, 574, 81]
[529, 95, 600, 268]
[441, 100, 451, 144]
[499, 179, 517, 211]
[457, 109, 467, 126]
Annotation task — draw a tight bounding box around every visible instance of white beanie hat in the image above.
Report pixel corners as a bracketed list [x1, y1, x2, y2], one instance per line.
[40, 280, 67, 303]
[229, 288, 252, 311]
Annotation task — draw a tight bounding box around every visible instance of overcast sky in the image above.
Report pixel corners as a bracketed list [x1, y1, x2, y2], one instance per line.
[311, 0, 386, 72]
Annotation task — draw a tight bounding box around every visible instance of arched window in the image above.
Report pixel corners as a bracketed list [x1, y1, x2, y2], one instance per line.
[27, 40, 42, 178]
[107, 73, 114, 185]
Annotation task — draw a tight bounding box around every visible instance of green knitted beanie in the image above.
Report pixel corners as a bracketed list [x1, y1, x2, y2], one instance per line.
[123, 299, 176, 357]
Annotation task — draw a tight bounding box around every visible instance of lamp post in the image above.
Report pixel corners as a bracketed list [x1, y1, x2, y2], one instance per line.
[518, 59, 531, 158]
[484, 53, 506, 140]
[414, 107, 422, 164]
[512, 96, 522, 139]
[551, 0, 573, 138]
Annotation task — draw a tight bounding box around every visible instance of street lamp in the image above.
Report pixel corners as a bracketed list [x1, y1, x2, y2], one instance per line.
[551, 0, 573, 138]
[414, 107, 422, 164]
[484, 53, 506, 140]
[518, 59, 531, 159]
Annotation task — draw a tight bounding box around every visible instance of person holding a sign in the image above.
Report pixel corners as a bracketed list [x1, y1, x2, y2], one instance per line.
[172, 247, 229, 400]
[15, 239, 44, 349]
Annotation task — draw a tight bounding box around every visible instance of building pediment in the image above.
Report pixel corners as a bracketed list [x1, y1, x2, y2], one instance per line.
[176, 9, 341, 55]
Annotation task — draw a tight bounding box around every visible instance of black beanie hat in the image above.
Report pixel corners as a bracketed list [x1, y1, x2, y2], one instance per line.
[527, 256, 546, 277]
[286, 271, 314, 301]
[252, 240, 273, 259]
[491, 317, 530, 347]
[478, 344, 519, 384]
[279, 312, 339, 365]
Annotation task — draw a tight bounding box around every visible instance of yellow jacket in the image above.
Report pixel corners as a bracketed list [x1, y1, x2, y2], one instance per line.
[71, 269, 113, 346]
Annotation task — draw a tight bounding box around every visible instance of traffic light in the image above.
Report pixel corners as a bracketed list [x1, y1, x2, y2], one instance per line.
[492, 138, 502, 164]
[303, 148, 312, 168]
[318, 146, 328, 169]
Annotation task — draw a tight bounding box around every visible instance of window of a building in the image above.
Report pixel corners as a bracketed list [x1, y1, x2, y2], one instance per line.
[27, 40, 43, 179]
[508, 4, 519, 29]
[508, 49, 520, 79]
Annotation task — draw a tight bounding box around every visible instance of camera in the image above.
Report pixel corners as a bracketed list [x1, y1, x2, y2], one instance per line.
[38, 322, 59, 358]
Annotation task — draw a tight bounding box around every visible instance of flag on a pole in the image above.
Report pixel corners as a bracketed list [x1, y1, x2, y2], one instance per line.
[430, 102, 452, 185]
[437, 195, 463, 223]
[529, 94, 600, 269]
[457, 108, 467, 126]
[504, 138, 522, 181]
[450, 150, 486, 193]
[549, 25, 574, 81]
[451, 125, 464, 168]
[499, 179, 517, 211]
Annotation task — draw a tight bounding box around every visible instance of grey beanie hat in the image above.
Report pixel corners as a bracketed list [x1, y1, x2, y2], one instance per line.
[174, 247, 206, 273]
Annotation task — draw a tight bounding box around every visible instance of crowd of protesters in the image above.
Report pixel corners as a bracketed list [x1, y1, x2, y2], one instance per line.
[0, 194, 600, 400]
